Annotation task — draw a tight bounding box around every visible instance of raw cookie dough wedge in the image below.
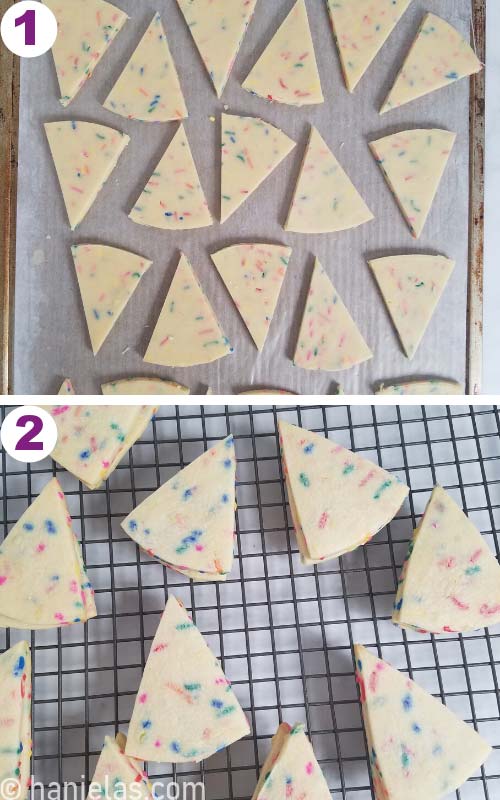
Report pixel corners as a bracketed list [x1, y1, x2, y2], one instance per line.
[326, 0, 412, 92]
[369, 129, 456, 239]
[45, 121, 130, 230]
[176, 0, 258, 98]
[122, 435, 236, 581]
[0, 642, 32, 800]
[0, 478, 96, 630]
[211, 243, 292, 351]
[145, 253, 232, 368]
[102, 378, 190, 395]
[381, 13, 483, 114]
[71, 244, 152, 355]
[221, 114, 295, 223]
[251, 723, 331, 800]
[294, 258, 372, 372]
[376, 379, 463, 396]
[45, 405, 155, 490]
[393, 485, 500, 633]
[125, 595, 249, 762]
[104, 12, 187, 122]
[242, 0, 323, 106]
[369, 254, 455, 359]
[279, 421, 409, 564]
[43, 0, 128, 106]
[59, 378, 76, 395]
[355, 644, 492, 800]
[90, 734, 156, 800]
[285, 126, 373, 233]
[130, 124, 212, 230]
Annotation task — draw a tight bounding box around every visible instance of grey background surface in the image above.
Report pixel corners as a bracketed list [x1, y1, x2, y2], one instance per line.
[14, 0, 473, 394]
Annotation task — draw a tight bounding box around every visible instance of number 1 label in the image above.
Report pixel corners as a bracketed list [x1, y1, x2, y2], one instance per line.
[1, 1, 57, 58]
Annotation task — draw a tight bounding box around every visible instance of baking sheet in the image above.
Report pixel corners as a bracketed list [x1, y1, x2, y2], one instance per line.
[13, 0, 474, 395]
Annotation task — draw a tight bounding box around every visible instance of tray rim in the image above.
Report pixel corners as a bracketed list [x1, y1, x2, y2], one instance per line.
[0, 0, 486, 396]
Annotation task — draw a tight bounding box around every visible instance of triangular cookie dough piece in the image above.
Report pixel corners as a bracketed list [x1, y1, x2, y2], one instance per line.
[285, 126, 373, 233]
[393, 486, 500, 634]
[369, 254, 455, 359]
[145, 253, 232, 368]
[71, 244, 152, 355]
[279, 421, 408, 564]
[43, 0, 128, 106]
[102, 378, 190, 395]
[122, 435, 236, 580]
[369, 129, 456, 239]
[242, 0, 323, 106]
[381, 13, 483, 114]
[251, 722, 331, 800]
[221, 114, 295, 223]
[125, 595, 249, 762]
[0, 642, 32, 800]
[376, 379, 463, 396]
[0, 479, 96, 629]
[59, 378, 75, 395]
[355, 644, 492, 800]
[177, 0, 258, 98]
[211, 244, 292, 351]
[45, 121, 129, 230]
[326, 0, 411, 92]
[129, 124, 212, 230]
[90, 735, 155, 800]
[104, 12, 187, 122]
[45, 405, 155, 490]
[294, 258, 372, 372]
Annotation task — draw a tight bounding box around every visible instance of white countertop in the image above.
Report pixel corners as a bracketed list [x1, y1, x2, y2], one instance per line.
[483, 0, 499, 392]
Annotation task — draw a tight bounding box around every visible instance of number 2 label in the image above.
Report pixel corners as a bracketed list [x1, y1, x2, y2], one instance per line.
[1, 406, 58, 463]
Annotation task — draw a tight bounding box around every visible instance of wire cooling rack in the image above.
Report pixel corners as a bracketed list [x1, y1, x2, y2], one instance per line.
[1, 404, 500, 800]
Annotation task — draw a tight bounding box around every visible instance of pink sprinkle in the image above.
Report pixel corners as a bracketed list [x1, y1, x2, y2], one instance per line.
[318, 511, 329, 530]
[470, 549, 483, 563]
[36, 543, 46, 553]
[55, 612, 64, 621]
[154, 740, 162, 748]
[139, 693, 148, 704]
[305, 762, 313, 775]
[0, 576, 7, 586]
[438, 557, 456, 569]
[450, 596, 469, 611]
[480, 603, 500, 617]
[70, 580, 78, 594]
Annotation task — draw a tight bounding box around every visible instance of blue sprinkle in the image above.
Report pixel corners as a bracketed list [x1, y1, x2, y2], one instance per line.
[80, 450, 91, 460]
[171, 741, 181, 753]
[13, 656, 25, 677]
[142, 719, 152, 730]
[45, 520, 57, 535]
[23, 522, 34, 531]
[225, 436, 234, 448]
[303, 443, 314, 454]
[211, 699, 224, 709]
[402, 693, 413, 712]
[128, 520, 138, 532]
[223, 458, 232, 469]
[221, 494, 229, 504]
[183, 488, 193, 501]
[412, 723, 421, 734]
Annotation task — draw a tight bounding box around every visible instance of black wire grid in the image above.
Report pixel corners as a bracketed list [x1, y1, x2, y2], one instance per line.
[1, 404, 500, 800]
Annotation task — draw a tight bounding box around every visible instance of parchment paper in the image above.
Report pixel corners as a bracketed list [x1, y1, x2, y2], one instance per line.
[13, 0, 474, 394]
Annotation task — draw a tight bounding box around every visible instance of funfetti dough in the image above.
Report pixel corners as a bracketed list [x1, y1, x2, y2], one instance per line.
[104, 12, 188, 122]
[145, 253, 232, 368]
[45, 121, 130, 230]
[381, 12, 483, 114]
[393, 486, 500, 634]
[279, 421, 408, 564]
[122, 435, 236, 581]
[369, 255, 455, 359]
[71, 244, 152, 356]
[242, 0, 323, 106]
[102, 378, 190, 396]
[0, 478, 96, 630]
[251, 723, 331, 800]
[43, 0, 128, 106]
[45, 405, 155, 490]
[125, 595, 249, 763]
[294, 258, 373, 372]
[89, 734, 155, 800]
[285, 126, 374, 234]
[369, 129, 456, 239]
[376, 379, 463, 396]
[326, 0, 412, 93]
[129, 124, 212, 230]
[221, 114, 295, 223]
[177, 0, 258, 98]
[355, 644, 492, 800]
[59, 378, 75, 395]
[211, 244, 292, 351]
[0, 642, 31, 800]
